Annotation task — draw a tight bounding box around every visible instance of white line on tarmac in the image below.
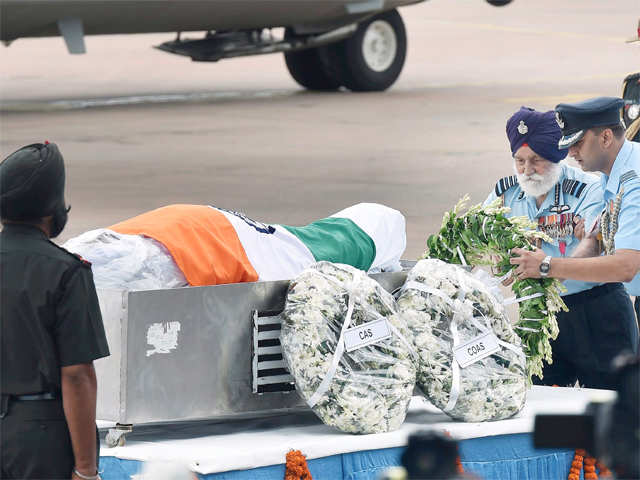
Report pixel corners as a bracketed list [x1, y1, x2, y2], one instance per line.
[0, 89, 296, 113]
[422, 19, 627, 43]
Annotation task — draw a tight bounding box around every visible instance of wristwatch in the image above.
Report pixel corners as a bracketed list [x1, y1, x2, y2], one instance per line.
[539, 255, 552, 277]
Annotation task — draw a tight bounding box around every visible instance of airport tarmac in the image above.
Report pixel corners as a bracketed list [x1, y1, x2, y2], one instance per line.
[0, 0, 637, 259]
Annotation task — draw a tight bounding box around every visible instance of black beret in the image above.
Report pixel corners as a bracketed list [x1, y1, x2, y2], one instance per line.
[0, 142, 66, 220]
[555, 97, 625, 149]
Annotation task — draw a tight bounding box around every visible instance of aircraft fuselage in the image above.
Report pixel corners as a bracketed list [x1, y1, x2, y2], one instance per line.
[1, 0, 423, 42]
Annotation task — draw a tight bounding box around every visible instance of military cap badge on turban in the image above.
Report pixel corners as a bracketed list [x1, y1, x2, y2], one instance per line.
[506, 107, 568, 163]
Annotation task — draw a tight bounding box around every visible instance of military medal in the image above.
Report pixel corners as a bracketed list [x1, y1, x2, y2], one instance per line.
[536, 183, 575, 255]
[601, 189, 624, 256]
[538, 213, 575, 239]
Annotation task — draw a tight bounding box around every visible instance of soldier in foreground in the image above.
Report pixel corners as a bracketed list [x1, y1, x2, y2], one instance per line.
[0, 142, 110, 479]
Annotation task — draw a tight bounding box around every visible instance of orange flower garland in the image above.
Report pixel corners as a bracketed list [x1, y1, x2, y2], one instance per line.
[584, 456, 598, 480]
[455, 442, 464, 474]
[568, 449, 585, 480]
[285, 450, 312, 480]
[444, 429, 464, 474]
[568, 450, 613, 480]
[455, 454, 464, 474]
[596, 460, 612, 478]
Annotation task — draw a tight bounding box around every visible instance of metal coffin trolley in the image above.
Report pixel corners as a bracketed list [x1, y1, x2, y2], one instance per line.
[95, 269, 410, 446]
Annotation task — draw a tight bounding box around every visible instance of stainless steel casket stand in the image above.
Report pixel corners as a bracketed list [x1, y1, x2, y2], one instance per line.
[95, 266, 412, 447]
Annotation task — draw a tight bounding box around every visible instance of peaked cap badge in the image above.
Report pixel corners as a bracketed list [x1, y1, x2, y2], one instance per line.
[517, 120, 528, 135]
[555, 112, 565, 129]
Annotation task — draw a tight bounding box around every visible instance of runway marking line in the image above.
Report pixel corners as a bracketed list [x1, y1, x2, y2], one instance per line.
[424, 19, 626, 43]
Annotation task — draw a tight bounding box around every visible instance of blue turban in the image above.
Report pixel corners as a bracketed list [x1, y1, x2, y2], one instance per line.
[506, 107, 567, 163]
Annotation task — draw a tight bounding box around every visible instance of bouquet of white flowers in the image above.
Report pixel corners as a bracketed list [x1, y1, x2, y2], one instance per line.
[280, 261, 417, 434]
[397, 259, 526, 422]
[424, 196, 567, 381]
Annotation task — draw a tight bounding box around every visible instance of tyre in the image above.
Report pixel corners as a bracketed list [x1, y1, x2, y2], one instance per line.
[323, 9, 407, 92]
[486, 0, 513, 6]
[283, 28, 341, 91]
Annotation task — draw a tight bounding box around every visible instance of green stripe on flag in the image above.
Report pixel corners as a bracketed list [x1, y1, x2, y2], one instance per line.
[283, 217, 376, 271]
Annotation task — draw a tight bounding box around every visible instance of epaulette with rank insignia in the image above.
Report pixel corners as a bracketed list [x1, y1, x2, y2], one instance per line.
[561, 179, 587, 198]
[494, 175, 518, 197]
[49, 241, 94, 268]
[73, 253, 92, 267]
[620, 170, 638, 185]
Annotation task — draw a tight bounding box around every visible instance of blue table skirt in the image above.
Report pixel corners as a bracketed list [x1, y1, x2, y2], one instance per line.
[100, 433, 580, 480]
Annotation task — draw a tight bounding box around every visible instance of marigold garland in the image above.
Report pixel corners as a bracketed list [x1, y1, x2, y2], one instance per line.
[455, 454, 464, 474]
[285, 450, 312, 480]
[567, 450, 612, 480]
[596, 460, 612, 478]
[584, 456, 598, 480]
[444, 430, 464, 474]
[568, 450, 585, 480]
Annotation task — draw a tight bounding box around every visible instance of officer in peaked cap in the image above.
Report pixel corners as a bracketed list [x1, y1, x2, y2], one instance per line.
[555, 97, 626, 151]
[511, 97, 640, 383]
[0, 142, 109, 479]
[485, 106, 636, 389]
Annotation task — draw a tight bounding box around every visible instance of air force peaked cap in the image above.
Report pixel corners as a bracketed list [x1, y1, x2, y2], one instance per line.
[555, 97, 625, 149]
[0, 142, 66, 220]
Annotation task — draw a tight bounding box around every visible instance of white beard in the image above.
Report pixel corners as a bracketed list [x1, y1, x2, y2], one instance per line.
[515, 162, 562, 198]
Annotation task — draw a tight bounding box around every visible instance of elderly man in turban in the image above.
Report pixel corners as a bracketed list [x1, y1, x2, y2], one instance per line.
[484, 107, 637, 389]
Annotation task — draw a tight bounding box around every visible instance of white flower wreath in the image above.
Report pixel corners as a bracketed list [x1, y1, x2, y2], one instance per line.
[397, 259, 527, 422]
[280, 262, 416, 434]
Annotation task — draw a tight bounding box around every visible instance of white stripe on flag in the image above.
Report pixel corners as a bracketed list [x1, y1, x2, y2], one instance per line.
[330, 203, 406, 273]
[215, 208, 315, 281]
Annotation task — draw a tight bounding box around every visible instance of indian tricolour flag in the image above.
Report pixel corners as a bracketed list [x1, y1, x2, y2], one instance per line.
[64, 203, 406, 290]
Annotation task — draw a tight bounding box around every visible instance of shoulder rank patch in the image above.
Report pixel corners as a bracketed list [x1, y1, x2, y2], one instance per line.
[620, 170, 639, 185]
[561, 179, 587, 198]
[73, 253, 92, 267]
[494, 175, 518, 197]
[50, 241, 94, 267]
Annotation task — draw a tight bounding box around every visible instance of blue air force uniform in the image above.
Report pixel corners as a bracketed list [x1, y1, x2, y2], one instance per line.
[485, 163, 603, 295]
[599, 139, 640, 315]
[489, 105, 637, 389]
[557, 97, 640, 329]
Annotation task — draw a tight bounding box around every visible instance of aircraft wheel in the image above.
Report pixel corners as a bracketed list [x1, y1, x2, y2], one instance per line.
[485, 0, 513, 6]
[323, 9, 407, 92]
[284, 29, 342, 91]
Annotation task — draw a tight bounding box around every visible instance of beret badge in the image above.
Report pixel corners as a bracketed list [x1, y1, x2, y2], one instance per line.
[517, 120, 528, 135]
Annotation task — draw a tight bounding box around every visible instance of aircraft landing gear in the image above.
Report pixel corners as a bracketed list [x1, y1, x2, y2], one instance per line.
[283, 29, 342, 91]
[156, 9, 407, 92]
[485, 0, 513, 6]
[284, 9, 407, 92]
